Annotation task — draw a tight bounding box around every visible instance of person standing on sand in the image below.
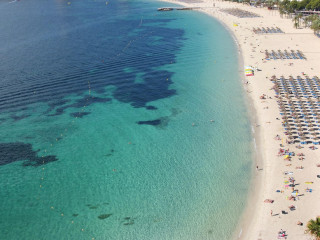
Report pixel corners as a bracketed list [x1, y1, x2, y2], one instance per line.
[256, 165, 259, 171]
[271, 210, 273, 216]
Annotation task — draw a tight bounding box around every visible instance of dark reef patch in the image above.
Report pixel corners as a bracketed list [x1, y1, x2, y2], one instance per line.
[70, 112, 90, 118]
[136, 108, 181, 127]
[10, 113, 31, 122]
[123, 217, 135, 225]
[112, 71, 176, 109]
[0, 142, 58, 167]
[136, 116, 169, 128]
[49, 96, 111, 116]
[104, 149, 115, 157]
[146, 106, 157, 110]
[137, 119, 161, 126]
[98, 214, 112, 220]
[89, 206, 99, 209]
[170, 108, 182, 117]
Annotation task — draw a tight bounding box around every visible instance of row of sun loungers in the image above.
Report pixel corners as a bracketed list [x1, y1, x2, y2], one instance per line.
[272, 75, 320, 144]
[265, 50, 306, 60]
[253, 27, 283, 34]
[220, 8, 260, 18]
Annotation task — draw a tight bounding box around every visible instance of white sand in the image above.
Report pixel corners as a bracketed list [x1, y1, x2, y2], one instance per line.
[158, 1, 320, 239]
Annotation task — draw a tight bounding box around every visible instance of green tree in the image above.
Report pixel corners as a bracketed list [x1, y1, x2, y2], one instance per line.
[311, 18, 320, 33]
[307, 0, 320, 10]
[312, 0, 320, 10]
[303, 16, 309, 28]
[266, 0, 274, 8]
[304, 14, 318, 28]
[280, 0, 290, 11]
[306, 217, 320, 240]
[290, 0, 299, 10]
[279, 7, 285, 18]
[279, 0, 290, 17]
[293, 15, 300, 28]
[298, 0, 311, 10]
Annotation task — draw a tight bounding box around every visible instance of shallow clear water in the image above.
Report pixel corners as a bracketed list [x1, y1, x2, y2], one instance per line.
[0, 0, 253, 239]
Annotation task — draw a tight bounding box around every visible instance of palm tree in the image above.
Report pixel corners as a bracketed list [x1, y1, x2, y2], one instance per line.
[266, 0, 274, 8]
[303, 17, 308, 28]
[297, 13, 303, 26]
[305, 216, 320, 240]
[279, 6, 285, 18]
[293, 15, 300, 28]
[312, 18, 320, 33]
[305, 15, 315, 28]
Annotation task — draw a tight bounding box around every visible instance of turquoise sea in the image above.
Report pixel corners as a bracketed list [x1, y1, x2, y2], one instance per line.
[0, 0, 253, 239]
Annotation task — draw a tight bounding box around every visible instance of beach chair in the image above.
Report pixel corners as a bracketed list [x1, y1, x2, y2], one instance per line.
[284, 50, 291, 59]
[298, 50, 306, 60]
[296, 51, 304, 60]
[291, 51, 298, 59]
[271, 50, 278, 60]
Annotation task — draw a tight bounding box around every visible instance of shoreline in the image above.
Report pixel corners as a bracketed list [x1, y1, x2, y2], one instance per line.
[157, 0, 320, 239]
[217, 11, 266, 240]
[157, 1, 265, 239]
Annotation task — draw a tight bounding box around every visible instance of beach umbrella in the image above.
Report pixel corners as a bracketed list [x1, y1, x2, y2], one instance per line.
[280, 109, 287, 114]
[282, 117, 289, 122]
[286, 130, 293, 135]
[296, 124, 304, 129]
[299, 137, 308, 145]
[311, 132, 318, 138]
[309, 122, 316, 127]
[294, 121, 301, 126]
[310, 126, 318, 131]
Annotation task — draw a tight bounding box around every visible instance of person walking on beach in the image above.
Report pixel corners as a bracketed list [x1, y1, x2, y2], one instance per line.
[256, 165, 259, 171]
[271, 210, 273, 216]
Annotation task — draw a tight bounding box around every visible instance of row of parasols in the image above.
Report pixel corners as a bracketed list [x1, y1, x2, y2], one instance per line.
[271, 75, 320, 144]
[220, 8, 260, 18]
[265, 50, 306, 60]
[272, 75, 320, 98]
[253, 27, 283, 34]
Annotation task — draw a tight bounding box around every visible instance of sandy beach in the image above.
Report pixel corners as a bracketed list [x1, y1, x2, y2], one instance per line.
[158, 0, 320, 239]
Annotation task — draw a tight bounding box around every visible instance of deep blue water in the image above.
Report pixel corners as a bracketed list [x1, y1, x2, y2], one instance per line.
[0, 0, 181, 115]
